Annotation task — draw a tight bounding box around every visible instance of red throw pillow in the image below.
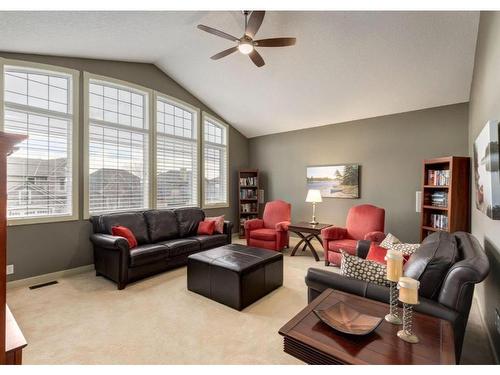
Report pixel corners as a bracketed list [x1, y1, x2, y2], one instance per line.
[111, 226, 138, 249]
[205, 215, 225, 234]
[197, 220, 215, 235]
[367, 243, 410, 264]
[366, 243, 388, 264]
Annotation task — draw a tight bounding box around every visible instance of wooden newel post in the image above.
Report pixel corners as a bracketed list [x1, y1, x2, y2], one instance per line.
[0, 132, 27, 365]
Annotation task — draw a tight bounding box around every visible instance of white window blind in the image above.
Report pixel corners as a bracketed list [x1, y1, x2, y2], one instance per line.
[203, 116, 228, 206]
[156, 97, 198, 208]
[3, 66, 74, 220]
[88, 79, 149, 215]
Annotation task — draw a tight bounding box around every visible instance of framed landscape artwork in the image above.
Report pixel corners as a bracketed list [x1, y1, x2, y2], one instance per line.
[473, 120, 500, 220]
[306, 164, 360, 198]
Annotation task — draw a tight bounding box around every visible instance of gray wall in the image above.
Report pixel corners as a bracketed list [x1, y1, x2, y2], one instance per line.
[467, 12, 500, 362]
[0, 52, 249, 281]
[249, 103, 469, 243]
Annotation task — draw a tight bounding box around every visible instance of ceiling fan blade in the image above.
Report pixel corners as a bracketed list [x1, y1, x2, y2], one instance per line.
[245, 11, 265, 38]
[249, 49, 265, 67]
[254, 37, 297, 47]
[197, 24, 239, 42]
[210, 46, 238, 60]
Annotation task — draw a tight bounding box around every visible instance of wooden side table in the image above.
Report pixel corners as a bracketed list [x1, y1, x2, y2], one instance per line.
[278, 289, 455, 365]
[287, 222, 331, 261]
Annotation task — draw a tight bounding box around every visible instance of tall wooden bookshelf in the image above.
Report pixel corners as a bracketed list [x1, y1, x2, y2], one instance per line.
[420, 156, 471, 241]
[238, 169, 259, 238]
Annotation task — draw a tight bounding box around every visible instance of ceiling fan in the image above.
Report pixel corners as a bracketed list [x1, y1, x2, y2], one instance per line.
[197, 11, 296, 67]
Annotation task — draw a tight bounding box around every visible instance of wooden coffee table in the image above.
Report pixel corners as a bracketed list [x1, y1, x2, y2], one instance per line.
[287, 222, 331, 261]
[278, 289, 455, 365]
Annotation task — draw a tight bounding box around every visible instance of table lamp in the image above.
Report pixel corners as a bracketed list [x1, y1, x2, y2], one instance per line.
[305, 189, 322, 225]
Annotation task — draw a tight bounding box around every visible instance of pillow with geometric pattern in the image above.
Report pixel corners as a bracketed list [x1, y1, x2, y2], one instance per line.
[340, 250, 390, 287]
[379, 233, 420, 256]
[379, 233, 401, 249]
[390, 242, 420, 256]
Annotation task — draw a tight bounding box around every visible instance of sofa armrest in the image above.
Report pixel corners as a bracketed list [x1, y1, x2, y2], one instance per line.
[90, 233, 129, 251]
[364, 231, 386, 243]
[321, 226, 347, 240]
[223, 220, 233, 244]
[244, 218, 264, 231]
[355, 240, 371, 259]
[223, 220, 233, 235]
[275, 220, 290, 232]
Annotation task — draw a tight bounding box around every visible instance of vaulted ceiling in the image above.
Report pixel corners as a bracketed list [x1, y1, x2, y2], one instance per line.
[0, 11, 479, 137]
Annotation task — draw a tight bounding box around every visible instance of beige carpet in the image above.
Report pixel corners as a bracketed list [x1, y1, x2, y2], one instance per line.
[6, 236, 496, 364]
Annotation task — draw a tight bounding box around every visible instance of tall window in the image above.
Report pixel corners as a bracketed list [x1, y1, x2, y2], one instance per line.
[156, 96, 198, 208]
[87, 77, 149, 215]
[203, 114, 228, 207]
[3, 63, 77, 222]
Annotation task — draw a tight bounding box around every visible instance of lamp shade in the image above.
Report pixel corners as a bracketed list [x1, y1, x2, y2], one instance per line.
[305, 189, 322, 203]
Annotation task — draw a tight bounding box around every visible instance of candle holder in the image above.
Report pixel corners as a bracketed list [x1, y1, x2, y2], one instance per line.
[384, 249, 403, 325]
[397, 303, 419, 343]
[385, 281, 402, 324]
[397, 277, 420, 344]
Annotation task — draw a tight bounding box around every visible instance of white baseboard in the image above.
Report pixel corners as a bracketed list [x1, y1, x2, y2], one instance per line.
[474, 295, 500, 364]
[7, 264, 94, 290]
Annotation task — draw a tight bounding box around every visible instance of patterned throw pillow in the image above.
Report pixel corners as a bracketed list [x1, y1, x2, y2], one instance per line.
[390, 242, 420, 256]
[380, 233, 401, 249]
[340, 250, 389, 287]
[380, 233, 420, 256]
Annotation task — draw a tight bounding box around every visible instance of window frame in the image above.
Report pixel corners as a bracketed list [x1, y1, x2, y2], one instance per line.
[0, 58, 80, 226]
[201, 112, 230, 209]
[153, 92, 201, 209]
[83, 72, 154, 219]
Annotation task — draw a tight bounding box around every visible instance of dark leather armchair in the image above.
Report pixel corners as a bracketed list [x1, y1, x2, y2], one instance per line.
[305, 231, 489, 363]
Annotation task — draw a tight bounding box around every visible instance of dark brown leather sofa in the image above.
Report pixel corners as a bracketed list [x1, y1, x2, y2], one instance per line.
[305, 231, 489, 363]
[90, 207, 233, 290]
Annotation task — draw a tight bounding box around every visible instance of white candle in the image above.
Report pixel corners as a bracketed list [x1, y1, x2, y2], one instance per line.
[385, 249, 403, 282]
[398, 277, 420, 305]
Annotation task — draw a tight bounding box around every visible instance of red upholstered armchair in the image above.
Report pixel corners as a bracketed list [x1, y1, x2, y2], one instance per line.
[245, 200, 291, 251]
[322, 204, 385, 266]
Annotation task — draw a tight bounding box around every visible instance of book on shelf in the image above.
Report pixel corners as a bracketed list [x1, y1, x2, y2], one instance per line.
[240, 176, 258, 186]
[240, 189, 257, 199]
[241, 202, 258, 213]
[427, 169, 450, 186]
[430, 213, 448, 230]
[240, 216, 258, 226]
[429, 191, 448, 207]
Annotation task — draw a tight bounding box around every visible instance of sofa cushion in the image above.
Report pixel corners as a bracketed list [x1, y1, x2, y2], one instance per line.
[174, 207, 205, 237]
[143, 209, 179, 242]
[160, 238, 201, 257]
[190, 234, 228, 250]
[129, 244, 168, 267]
[404, 231, 458, 300]
[327, 239, 357, 254]
[99, 212, 150, 244]
[249, 228, 277, 241]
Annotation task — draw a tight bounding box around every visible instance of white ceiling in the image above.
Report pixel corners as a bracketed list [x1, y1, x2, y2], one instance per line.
[0, 11, 479, 138]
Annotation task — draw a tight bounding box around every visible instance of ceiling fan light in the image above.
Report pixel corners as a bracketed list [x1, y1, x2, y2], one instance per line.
[238, 42, 254, 54]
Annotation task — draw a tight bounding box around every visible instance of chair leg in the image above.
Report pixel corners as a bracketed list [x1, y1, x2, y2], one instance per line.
[325, 259, 330, 266]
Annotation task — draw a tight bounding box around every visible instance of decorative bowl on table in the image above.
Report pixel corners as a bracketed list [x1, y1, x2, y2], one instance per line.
[313, 301, 383, 336]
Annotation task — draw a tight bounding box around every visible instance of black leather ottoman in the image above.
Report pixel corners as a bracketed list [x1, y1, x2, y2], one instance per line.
[187, 244, 283, 310]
